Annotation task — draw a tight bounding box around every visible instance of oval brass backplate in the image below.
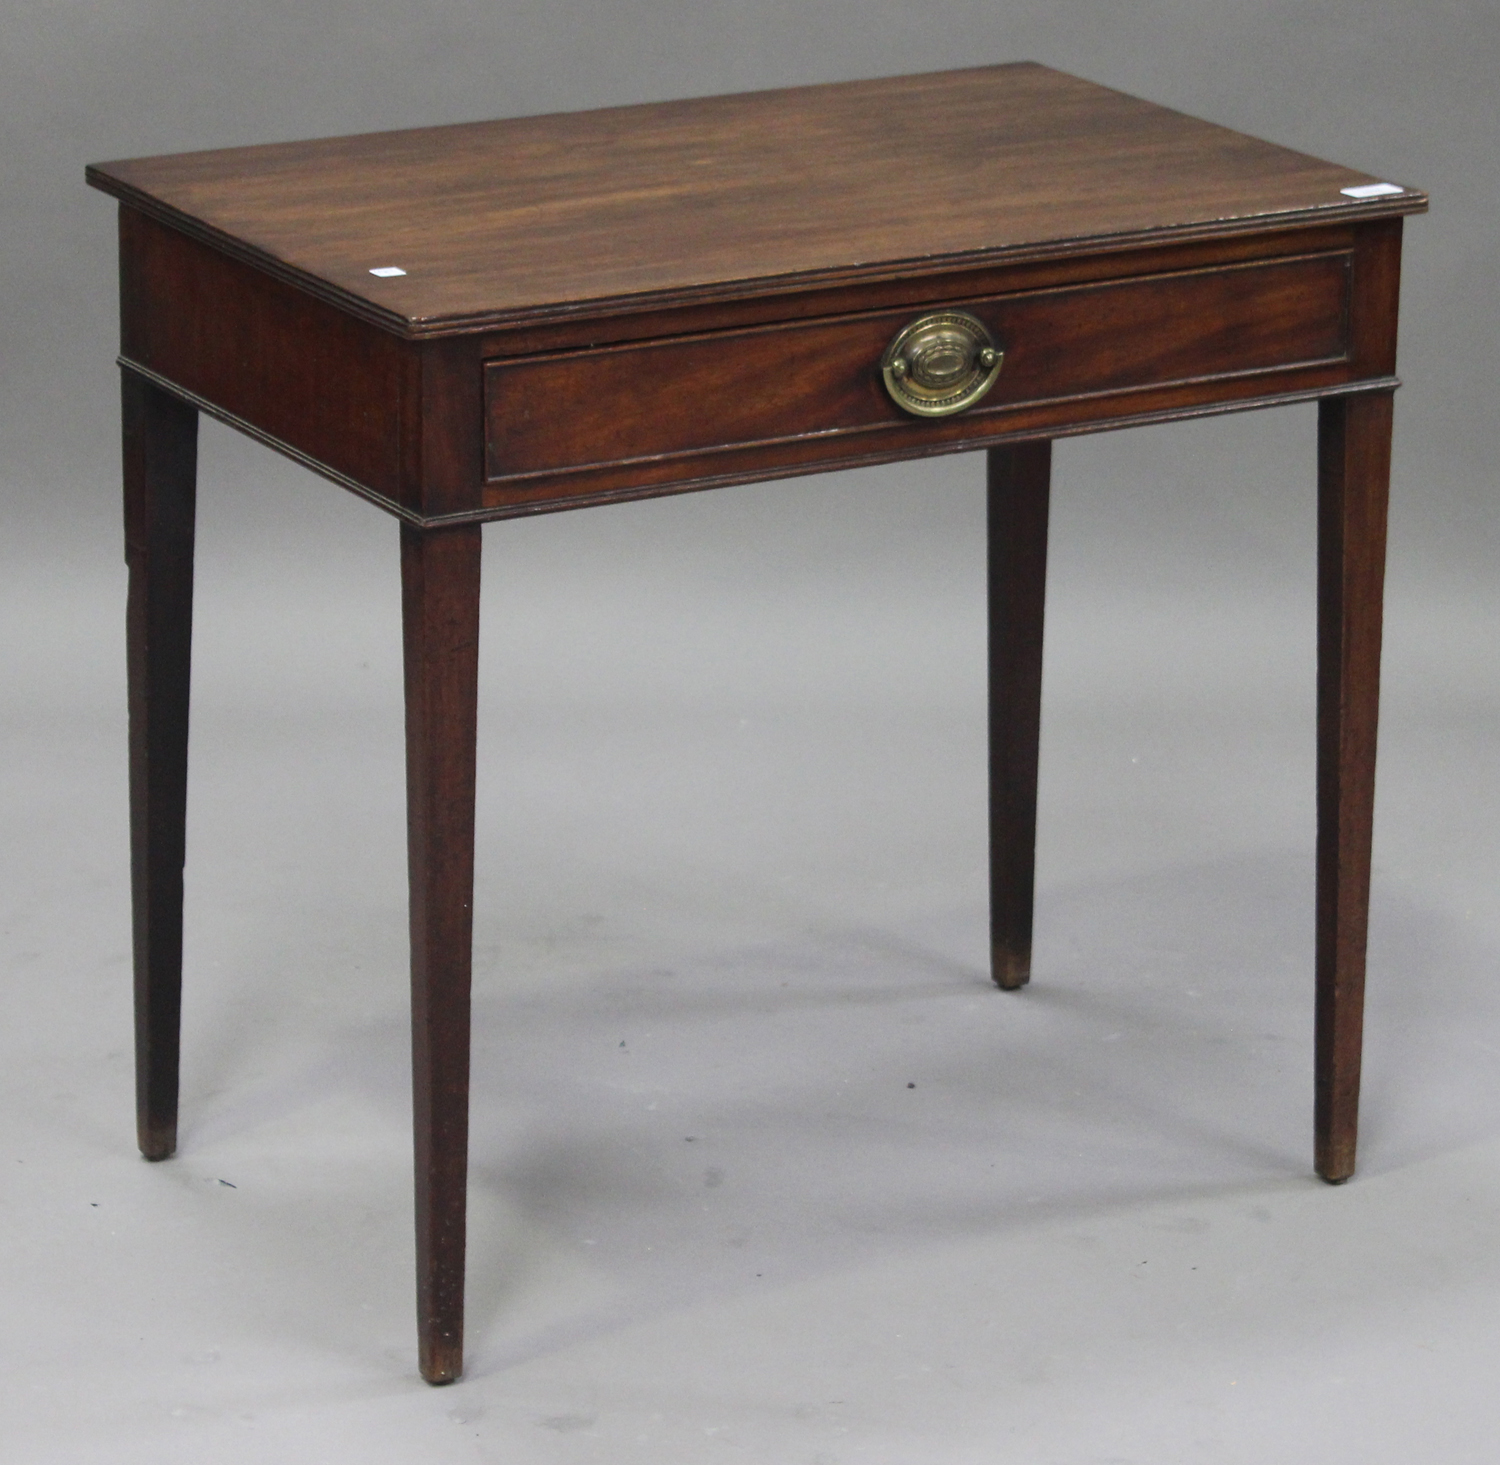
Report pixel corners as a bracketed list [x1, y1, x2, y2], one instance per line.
[880, 311, 1003, 418]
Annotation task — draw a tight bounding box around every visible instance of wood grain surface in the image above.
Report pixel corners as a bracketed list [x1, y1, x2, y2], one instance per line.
[88, 63, 1425, 337]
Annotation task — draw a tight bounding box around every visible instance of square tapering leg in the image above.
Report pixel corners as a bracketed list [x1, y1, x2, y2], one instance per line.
[1314, 393, 1393, 1184]
[987, 441, 1052, 990]
[123, 369, 199, 1162]
[401, 521, 482, 1384]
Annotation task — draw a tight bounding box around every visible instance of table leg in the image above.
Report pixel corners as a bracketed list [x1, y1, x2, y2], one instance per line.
[123, 369, 199, 1162]
[1315, 392, 1393, 1183]
[401, 521, 482, 1383]
[987, 441, 1052, 990]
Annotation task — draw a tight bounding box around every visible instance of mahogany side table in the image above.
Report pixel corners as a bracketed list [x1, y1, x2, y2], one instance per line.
[87, 63, 1426, 1383]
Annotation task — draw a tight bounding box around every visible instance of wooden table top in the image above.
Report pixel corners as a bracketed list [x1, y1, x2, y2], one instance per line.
[87, 62, 1425, 339]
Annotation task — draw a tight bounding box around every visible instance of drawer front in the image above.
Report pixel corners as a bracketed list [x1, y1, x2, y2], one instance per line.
[484, 250, 1350, 491]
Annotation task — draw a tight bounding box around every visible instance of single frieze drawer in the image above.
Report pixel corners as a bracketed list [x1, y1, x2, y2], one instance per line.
[484, 249, 1351, 487]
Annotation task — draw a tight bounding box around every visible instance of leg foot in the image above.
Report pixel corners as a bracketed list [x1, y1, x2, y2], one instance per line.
[402, 522, 482, 1384]
[1314, 393, 1393, 1184]
[123, 369, 199, 1161]
[987, 441, 1051, 991]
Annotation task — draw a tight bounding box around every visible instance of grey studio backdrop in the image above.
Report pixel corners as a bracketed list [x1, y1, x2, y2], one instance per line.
[3, 3, 1498, 1461]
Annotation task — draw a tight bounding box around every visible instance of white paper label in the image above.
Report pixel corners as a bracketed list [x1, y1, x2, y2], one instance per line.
[1340, 183, 1404, 199]
[368, 266, 408, 277]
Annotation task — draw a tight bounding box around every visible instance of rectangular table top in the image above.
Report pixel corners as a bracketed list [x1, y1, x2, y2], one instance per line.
[87, 62, 1425, 339]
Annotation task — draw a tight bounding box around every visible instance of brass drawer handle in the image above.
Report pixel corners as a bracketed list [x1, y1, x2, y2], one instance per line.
[880, 310, 1003, 417]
